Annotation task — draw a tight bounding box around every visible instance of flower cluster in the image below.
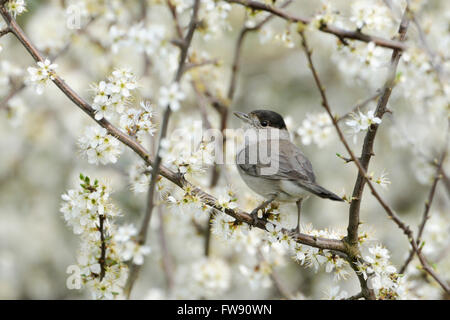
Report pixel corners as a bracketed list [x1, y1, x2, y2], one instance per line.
[211, 211, 240, 240]
[239, 263, 272, 291]
[60, 174, 127, 299]
[158, 83, 186, 111]
[174, 257, 231, 299]
[114, 224, 151, 265]
[27, 59, 58, 95]
[350, 0, 394, 35]
[356, 244, 403, 299]
[197, 0, 232, 40]
[345, 109, 382, 143]
[296, 112, 333, 147]
[119, 101, 156, 142]
[159, 118, 215, 175]
[367, 170, 391, 189]
[108, 23, 167, 55]
[78, 126, 122, 165]
[91, 68, 138, 121]
[6, 0, 27, 18]
[264, 221, 352, 280]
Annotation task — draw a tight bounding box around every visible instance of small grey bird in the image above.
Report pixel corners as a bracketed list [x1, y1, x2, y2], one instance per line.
[234, 109, 344, 233]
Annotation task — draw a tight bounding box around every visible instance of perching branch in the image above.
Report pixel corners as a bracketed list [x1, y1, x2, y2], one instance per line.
[204, 0, 293, 256]
[0, 0, 342, 258]
[224, 0, 407, 51]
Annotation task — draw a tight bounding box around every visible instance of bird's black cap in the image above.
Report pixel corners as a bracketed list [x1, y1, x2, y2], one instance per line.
[249, 110, 287, 130]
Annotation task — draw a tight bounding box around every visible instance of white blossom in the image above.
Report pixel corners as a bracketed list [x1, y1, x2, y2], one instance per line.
[6, 0, 27, 18]
[158, 83, 185, 111]
[27, 59, 58, 95]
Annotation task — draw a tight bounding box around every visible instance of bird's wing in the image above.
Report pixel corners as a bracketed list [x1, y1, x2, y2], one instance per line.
[237, 139, 316, 182]
[237, 139, 343, 201]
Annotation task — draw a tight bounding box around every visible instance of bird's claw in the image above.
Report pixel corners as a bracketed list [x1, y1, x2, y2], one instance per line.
[249, 209, 260, 227]
[288, 227, 300, 238]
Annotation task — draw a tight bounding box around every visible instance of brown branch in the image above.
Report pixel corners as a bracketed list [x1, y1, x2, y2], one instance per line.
[0, 82, 25, 110]
[345, 10, 409, 247]
[257, 248, 292, 299]
[204, 0, 294, 255]
[400, 129, 449, 274]
[298, 10, 449, 294]
[0, 26, 9, 37]
[346, 292, 364, 300]
[166, 0, 184, 39]
[224, 0, 407, 51]
[157, 205, 175, 292]
[296, 9, 408, 298]
[0, 0, 344, 255]
[183, 59, 219, 74]
[1, 17, 96, 110]
[0, 1, 377, 299]
[125, 0, 201, 298]
[337, 90, 382, 123]
[98, 214, 106, 281]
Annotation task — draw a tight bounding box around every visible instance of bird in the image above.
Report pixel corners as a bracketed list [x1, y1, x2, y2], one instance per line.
[234, 109, 344, 233]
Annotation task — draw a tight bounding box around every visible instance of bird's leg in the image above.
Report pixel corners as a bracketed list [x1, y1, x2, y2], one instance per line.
[250, 197, 275, 225]
[294, 199, 303, 234]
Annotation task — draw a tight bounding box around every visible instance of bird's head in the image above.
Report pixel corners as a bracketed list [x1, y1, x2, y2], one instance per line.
[234, 110, 289, 139]
[234, 109, 288, 131]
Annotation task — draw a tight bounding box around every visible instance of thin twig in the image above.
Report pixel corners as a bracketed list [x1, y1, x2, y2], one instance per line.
[337, 90, 383, 123]
[98, 214, 106, 281]
[296, 7, 410, 298]
[224, 0, 407, 51]
[257, 248, 292, 299]
[345, 292, 364, 300]
[400, 128, 449, 274]
[157, 205, 175, 292]
[124, 0, 201, 298]
[204, 0, 294, 256]
[0, 26, 9, 37]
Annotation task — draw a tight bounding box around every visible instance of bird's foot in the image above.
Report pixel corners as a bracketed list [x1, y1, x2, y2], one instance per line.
[288, 226, 301, 238]
[249, 208, 260, 226]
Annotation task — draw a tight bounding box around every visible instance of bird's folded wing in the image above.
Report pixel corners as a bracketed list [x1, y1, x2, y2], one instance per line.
[237, 139, 316, 183]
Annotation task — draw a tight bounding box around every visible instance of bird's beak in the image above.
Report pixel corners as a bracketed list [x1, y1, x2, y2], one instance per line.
[233, 111, 251, 123]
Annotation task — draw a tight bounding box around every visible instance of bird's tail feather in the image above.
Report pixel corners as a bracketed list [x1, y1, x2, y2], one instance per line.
[299, 182, 344, 202]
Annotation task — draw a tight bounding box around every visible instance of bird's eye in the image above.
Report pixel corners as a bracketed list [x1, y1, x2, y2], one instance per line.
[261, 121, 268, 127]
